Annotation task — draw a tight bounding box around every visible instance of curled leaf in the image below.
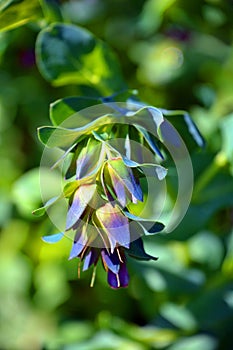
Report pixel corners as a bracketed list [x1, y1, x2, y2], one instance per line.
[32, 196, 60, 217]
[127, 237, 158, 261]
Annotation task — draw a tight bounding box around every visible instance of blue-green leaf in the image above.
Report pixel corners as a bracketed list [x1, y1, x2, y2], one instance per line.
[38, 104, 164, 150]
[160, 109, 205, 149]
[135, 124, 164, 159]
[35, 23, 126, 92]
[122, 156, 167, 180]
[50, 96, 100, 126]
[124, 210, 165, 235]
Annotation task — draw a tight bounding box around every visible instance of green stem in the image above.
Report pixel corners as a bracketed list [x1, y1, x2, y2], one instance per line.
[192, 151, 227, 202]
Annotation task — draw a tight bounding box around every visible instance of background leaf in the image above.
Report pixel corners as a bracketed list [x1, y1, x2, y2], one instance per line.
[167, 335, 217, 350]
[0, 0, 42, 32]
[220, 112, 233, 175]
[35, 23, 126, 93]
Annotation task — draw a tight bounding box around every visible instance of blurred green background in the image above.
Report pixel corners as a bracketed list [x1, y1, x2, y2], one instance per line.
[0, 0, 233, 349]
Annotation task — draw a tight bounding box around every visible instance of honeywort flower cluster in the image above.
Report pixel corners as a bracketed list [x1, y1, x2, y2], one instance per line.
[35, 99, 204, 288]
[63, 132, 166, 288]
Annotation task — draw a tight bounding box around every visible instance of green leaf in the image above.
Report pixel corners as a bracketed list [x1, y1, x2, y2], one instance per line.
[160, 303, 197, 331]
[167, 335, 217, 350]
[37, 126, 83, 149]
[12, 167, 60, 218]
[63, 181, 79, 197]
[32, 196, 59, 217]
[0, 0, 42, 32]
[138, 0, 177, 35]
[188, 231, 224, 269]
[38, 105, 164, 152]
[50, 96, 100, 126]
[64, 141, 87, 179]
[35, 23, 126, 93]
[45, 322, 94, 350]
[188, 282, 233, 331]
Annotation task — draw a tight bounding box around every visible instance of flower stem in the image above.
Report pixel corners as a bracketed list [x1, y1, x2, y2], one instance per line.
[90, 265, 97, 287]
[192, 151, 227, 202]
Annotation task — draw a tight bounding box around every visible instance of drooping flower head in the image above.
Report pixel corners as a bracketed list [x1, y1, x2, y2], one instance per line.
[34, 94, 204, 288]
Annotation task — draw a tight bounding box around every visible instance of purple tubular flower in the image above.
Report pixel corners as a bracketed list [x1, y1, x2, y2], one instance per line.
[69, 231, 88, 260]
[95, 203, 130, 252]
[107, 264, 129, 289]
[101, 249, 120, 274]
[66, 184, 96, 231]
[107, 157, 143, 204]
[108, 260, 129, 289]
[103, 248, 129, 289]
[68, 242, 129, 288]
[118, 262, 129, 287]
[107, 169, 127, 207]
[68, 219, 88, 260]
[83, 248, 99, 271]
[76, 138, 105, 180]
